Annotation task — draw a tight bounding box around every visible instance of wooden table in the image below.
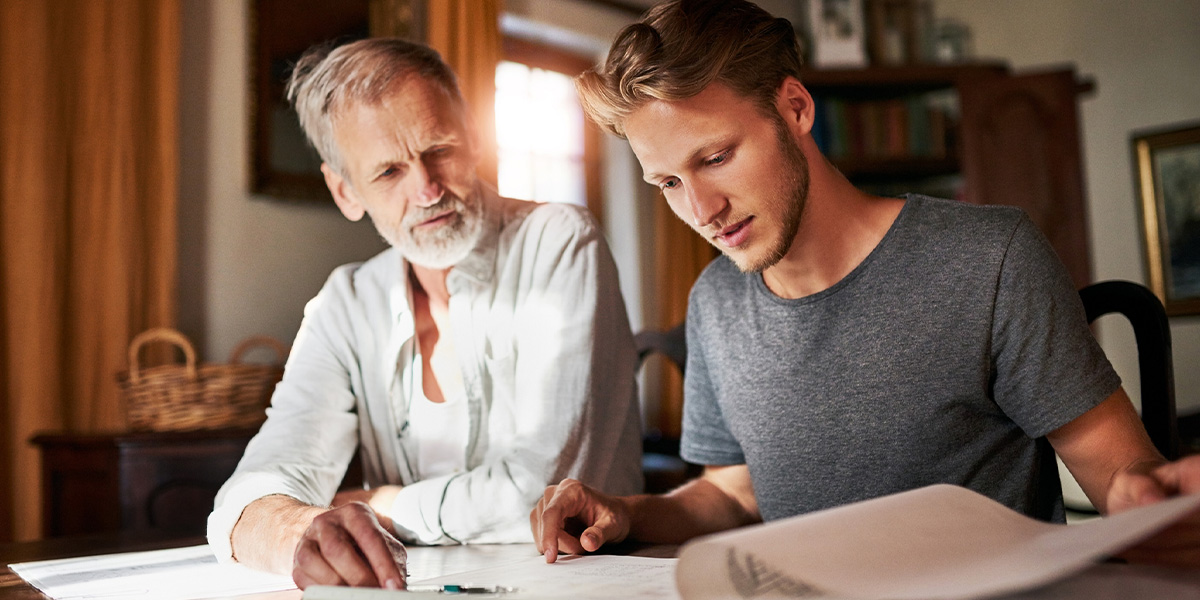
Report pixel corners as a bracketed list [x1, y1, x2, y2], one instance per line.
[4, 533, 1198, 600]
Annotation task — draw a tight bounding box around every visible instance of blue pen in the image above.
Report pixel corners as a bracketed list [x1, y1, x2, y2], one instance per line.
[302, 584, 516, 598]
[407, 584, 515, 594]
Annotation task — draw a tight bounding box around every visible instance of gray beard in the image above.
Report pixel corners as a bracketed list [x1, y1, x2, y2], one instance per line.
[377, 191, 485, 270]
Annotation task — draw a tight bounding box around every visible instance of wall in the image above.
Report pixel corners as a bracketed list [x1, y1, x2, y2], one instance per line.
[937, 0, 1200, 415]
[179, 0, 388, 361]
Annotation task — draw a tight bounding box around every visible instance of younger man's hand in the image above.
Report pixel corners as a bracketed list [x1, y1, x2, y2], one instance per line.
[530, 478, 631, 563]
[1109, 455, 1200, 567]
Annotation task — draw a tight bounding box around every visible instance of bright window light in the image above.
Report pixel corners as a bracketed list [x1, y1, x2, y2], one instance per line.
[495, 60, 587, 206]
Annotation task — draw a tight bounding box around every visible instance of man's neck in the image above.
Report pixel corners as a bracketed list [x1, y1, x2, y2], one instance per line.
[409, 263, 452, 304]
[761, 156, 905, 300]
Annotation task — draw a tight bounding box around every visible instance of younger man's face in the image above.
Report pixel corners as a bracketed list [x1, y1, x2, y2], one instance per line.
[625, 82, 809, 273]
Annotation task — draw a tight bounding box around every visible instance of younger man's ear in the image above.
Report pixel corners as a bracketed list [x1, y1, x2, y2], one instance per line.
[776, 76, 815, 137]
[323, 163, 366, 222]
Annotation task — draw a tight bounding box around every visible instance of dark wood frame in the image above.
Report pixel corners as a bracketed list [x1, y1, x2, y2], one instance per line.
[248, 0, 370, 201]
[1133, 122, 1200, 316]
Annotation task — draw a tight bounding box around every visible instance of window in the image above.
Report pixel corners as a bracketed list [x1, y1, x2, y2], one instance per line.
[494, 39, 602, 222]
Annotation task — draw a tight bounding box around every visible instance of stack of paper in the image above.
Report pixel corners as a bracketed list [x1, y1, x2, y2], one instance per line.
[8, 544, 296, 600]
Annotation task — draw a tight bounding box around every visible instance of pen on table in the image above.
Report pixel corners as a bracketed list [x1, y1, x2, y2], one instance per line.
[302, 583, 515, 598]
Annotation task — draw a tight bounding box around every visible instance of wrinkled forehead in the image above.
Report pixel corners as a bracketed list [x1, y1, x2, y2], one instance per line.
[332, 73, 471, 135]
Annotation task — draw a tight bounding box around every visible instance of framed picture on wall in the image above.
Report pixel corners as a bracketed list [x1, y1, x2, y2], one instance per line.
[1133, 122, 1200, 316]
[807, 0, 868, 68]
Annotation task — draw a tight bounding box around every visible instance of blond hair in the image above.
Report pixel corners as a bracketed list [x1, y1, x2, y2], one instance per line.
[286, 37, 465, 175]
[577, 0, 803, 138]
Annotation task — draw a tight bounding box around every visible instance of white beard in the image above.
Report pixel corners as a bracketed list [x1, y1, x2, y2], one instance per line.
[375, 189, 485, 270]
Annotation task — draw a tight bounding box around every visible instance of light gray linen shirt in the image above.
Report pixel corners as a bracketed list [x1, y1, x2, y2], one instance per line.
[207, 192, 643, 561]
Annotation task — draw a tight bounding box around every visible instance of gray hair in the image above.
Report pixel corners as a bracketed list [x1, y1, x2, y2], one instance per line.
[286, 37, 466, 176]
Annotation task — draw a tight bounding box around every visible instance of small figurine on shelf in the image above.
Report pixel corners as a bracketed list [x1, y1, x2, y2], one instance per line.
[931, 18, 974, 63]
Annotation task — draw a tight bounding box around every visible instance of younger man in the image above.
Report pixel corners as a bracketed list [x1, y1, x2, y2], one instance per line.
[531, 0, 1200, 566]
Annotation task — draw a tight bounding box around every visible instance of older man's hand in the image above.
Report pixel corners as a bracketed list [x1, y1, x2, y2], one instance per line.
[292, 501, 407, 589]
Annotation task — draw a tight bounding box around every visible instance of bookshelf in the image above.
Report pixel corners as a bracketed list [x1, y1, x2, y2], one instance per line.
[801, 62, 1095, 289]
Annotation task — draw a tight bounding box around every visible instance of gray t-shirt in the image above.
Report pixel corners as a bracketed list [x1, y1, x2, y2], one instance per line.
[680, 195, 1120, 523]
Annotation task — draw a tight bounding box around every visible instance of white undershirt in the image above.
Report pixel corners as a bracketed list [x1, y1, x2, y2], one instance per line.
[408, 353, 469, 479]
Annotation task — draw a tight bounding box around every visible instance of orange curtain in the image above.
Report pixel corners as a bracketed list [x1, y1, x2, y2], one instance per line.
[654, 198, 717, 438]
[0, 0, 179, 541]
[425, 0, 502, 189]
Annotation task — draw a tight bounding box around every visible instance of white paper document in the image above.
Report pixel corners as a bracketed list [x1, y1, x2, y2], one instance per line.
[412, 554, 679, 600]
[8, 544, 296, 600]
[675, 484, 1200, 600]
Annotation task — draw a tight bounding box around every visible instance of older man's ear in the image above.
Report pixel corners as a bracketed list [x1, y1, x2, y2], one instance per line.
[323, 163, 366, 222]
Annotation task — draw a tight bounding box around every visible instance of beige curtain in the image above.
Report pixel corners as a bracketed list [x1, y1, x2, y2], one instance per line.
[0, 0, 179, 541]
[425, 0, 502, 189]
[654, 199, 717, 438]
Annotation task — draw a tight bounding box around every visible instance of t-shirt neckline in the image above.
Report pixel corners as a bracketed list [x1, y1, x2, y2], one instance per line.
[751, 194, 919, 305]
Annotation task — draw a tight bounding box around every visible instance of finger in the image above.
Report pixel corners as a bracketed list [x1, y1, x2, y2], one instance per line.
[538, 502, 566, 563]
[346, 517, 407, 590]
[293, 538, 346, 589]
[312, 516, 379, 587]
[580, 508, 626, 552]
[556, 529, 587, 556]
[530, 497, 546, 554]
[1152, 455, 1200, 496]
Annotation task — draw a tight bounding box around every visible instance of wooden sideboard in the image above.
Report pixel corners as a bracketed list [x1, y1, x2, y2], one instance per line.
[30, 429, 257, 538]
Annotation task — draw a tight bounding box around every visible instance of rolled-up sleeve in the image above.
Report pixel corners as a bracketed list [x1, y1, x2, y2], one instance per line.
[206, 268, 364, 562]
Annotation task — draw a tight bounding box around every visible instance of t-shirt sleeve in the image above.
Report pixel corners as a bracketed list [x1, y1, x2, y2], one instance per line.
[990, 214, 1122, 438]
[680, 281, 746, 466]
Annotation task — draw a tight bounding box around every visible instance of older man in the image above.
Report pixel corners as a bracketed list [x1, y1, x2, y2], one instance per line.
[531, 0, 1200, 566]
[207, 38, 643, 589]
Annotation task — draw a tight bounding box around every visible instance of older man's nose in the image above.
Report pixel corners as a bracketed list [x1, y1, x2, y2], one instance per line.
[411, 162, 444, 207]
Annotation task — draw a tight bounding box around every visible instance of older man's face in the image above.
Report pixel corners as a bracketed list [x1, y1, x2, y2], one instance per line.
[323, 76, 484, 269]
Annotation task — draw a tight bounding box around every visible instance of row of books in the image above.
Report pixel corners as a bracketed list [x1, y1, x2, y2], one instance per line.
[812, 92, 959, 162]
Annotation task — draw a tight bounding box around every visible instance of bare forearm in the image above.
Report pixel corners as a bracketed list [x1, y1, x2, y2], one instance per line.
[231, 495, 327, 574]
[624, 478, 760, 544]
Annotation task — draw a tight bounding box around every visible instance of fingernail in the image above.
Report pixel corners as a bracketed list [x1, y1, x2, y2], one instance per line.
[385, 578, 401, 590]
[544, 549, 555, 562]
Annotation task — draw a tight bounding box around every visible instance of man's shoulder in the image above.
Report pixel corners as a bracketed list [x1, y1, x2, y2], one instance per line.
[317, 247, 402, 303]
[508, 199, 599, 234]
[905, 195, 1027, 237]
[499, 199, 604, 250]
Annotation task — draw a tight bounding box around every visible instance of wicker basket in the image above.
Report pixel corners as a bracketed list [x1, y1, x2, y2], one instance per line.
[118, 328, 288, 432]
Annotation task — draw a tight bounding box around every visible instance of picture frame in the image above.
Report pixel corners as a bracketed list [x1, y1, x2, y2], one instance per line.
[249, 0, 424, 201]
[1133, 122, 1200, 316]
[807, 0, 868, 69]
